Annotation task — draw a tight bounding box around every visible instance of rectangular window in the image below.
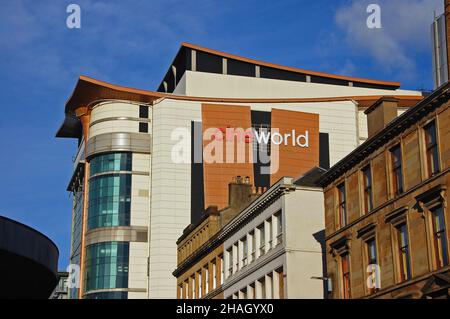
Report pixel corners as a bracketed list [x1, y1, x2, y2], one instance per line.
[424, 121, 440, 176]
[227, 248, 233, 277]
[396, 223, 412, 282]
[198, 270, 202, 298]
[366, 238, 378, 294]
[212, 261, 217, 289]
[84, 242, 129, 292]
[184, 281, 189, 299]
[139, 105, 149, 118]
[233, 243, 239, 271]
[139, 122, 148, 133]
[267, 219, 273, 248]
[275, 212, 282, 245]
[258, 223, 265, 256]
[204, 265, 209, 295]
[191, 275, 195, 299]
[249, 230, 256, 262]
[431, 205, 449, 268]
[367, 238, 378, 266]
[241, 237, 248, 266]
[219, 254, 224, 285]
[341, 254, 351, 299]
[337, 183, 347, 227]
[362, 165, 373, 213]
[390, 145, 404, 196]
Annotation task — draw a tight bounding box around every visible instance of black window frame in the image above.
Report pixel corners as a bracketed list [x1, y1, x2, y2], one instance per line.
[396, 223, 412, 282]
[139, 105, 149, 118]
[424, 121, 440, 177]
[337, 183, 347, 227]
[390, 144, 404, 196]
[340, 253, 351, 299]
[431, 204, 449, 269]
[139, 122, 149, 133]
[362, 165, 373, 214]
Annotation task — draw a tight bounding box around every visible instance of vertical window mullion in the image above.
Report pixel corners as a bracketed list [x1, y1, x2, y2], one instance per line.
[337, 183, 346, 227]
[424, 121, 440, 177]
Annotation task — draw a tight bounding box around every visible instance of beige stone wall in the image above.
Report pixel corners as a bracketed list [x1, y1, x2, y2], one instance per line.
[346, 171, 361, 224]
[325, 101, 450, 299]
[176, 245, 224, 299]
[438, 103, 450, 170]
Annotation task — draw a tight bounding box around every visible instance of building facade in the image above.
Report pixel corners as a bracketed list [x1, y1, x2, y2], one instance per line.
[174, 176, 325, 299]
[50, 272, 69, 299]
[57, 43, 422, 298]
[222, 177, 325, 299]
[175, 177, 259, 299]
[319, 86, 450, 299]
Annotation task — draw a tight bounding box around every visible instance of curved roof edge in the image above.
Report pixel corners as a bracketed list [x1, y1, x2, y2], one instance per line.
[56, 75, 423, 139]
[0, 215, 59, 273]
[180, 42, 401, 88]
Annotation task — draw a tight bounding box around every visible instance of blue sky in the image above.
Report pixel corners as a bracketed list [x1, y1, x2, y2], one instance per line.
[0, 0, 443, 268]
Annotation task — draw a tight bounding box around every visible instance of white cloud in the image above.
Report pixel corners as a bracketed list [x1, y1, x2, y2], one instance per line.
[0, 0, 221, 90]
[335, 0, 443, 78]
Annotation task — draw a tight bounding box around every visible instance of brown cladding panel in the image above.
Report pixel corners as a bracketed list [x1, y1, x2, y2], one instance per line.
[270, 109, 320, 184]
[202, 104, 254, 209]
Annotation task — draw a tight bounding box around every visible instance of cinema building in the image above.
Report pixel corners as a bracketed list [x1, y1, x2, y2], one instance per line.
[319, 85, 450, 299]
[57, 43, 422, 299]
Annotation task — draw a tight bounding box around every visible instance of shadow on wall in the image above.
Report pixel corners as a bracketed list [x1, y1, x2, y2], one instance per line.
[313, 229, 328, 299]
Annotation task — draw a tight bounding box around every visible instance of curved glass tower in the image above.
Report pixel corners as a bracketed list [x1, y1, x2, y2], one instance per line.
[88, 153, 132, 230]
[82, 152, 133, 298]
[67, 101, 152, 299]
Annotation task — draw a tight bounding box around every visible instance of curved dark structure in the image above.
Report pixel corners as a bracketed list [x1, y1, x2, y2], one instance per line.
[0, 216, 59, 299]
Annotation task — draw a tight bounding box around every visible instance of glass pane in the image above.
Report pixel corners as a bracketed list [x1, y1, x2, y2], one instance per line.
[90, 152, 132, 176]
[88, 174, 132, 230]
[84, 242, 129, 293]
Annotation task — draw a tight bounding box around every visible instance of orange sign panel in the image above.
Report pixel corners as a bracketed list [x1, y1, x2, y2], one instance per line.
[202, 104, 254, 209]
[270, 108, 320, 185]
[201, 105, 320, 209]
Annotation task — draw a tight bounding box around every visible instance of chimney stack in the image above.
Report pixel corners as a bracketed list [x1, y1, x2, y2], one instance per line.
[219, 176, 258, 226]
[364, 97, 399, 138]
[228, 176, 253, 209]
